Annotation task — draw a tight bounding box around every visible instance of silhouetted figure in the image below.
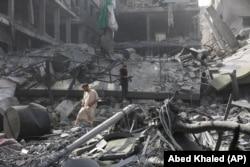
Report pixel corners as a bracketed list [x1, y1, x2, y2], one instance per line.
[228, 125, 243, 151]
[119, 62, 128, 101]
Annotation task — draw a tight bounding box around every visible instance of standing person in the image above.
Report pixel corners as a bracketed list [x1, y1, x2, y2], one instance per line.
[75, 83, 99, 126]
[119, 62, 129, 101]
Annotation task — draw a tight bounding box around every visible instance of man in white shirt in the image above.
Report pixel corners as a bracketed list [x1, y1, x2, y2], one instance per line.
[75, 83, 99, 126]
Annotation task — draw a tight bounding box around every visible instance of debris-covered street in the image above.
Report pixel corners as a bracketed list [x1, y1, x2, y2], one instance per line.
[1, 0, 250, 167]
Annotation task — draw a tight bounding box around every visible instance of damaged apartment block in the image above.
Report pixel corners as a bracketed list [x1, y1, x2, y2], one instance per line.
[1, 0, 250, 167]
[115, 0, 201, 56]
[0, 0, 101, 51]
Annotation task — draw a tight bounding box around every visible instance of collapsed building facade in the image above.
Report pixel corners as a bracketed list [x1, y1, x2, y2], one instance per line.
[1, 0, 250, 167]
[114, 0, 201, 56]
[212, 0, 250, 35]
[0, 0, 102, 52]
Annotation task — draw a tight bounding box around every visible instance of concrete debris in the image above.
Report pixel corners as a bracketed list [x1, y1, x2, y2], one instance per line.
[0, 138, 22, 151]
[1, 40, 250, 166]
[232, 99, 250, 109]
[6, 76, 28, 86]
[0, 47, 6, 58]
[0, 97, 19, 132]
[115, 36, 200, 50]
[120, 0, 198, 9]
[54, 100, 80, 123]
[0, 92, 250, 166]
[2, 2, 250, 164]
[236, 28, 250, 41]
[0, 78, 16, 101]
[123, 48, 136, 60]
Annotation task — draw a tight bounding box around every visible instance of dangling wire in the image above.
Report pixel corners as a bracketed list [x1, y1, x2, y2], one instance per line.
[158, 105, 182, 151]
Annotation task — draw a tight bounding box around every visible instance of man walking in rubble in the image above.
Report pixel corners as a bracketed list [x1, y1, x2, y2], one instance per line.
[119, 62, 129, 102]
[74, 83, 99, 126]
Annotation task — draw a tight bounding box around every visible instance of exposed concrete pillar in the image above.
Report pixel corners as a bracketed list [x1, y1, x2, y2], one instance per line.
[116, 0, 120, 9]
[230, 70, 239, 101]
[104, 28, 114, 53]
[146, 14, 151, 41]
[54, 7, 61, 41]
[27, 0, 34, 49]
[39, 0, 46, 35]
[78, 26, 84, 43]
[195, 17, 201, 39]
[204, 12, 225, 50]
[146, 14, 151, 56]
[206, 6, 239, 50]
[28, 0, 34, 25]
[27, 37, 31, 48]
[65, 17, 71, 43]
[78, 0, 84, 16]
[8, 0, 14, 18]
[8, 0, 14, 51]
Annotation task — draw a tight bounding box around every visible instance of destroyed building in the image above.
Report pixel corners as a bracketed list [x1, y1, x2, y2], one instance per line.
[212, 0, 250, 35]
[0, 0, 102, 52]
[115, 0, 201, 56]
[1, 0, 250, 167]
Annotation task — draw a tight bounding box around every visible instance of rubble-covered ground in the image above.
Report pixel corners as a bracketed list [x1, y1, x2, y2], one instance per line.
[1, 94, 250, 167]
[1, 43, 250, 167]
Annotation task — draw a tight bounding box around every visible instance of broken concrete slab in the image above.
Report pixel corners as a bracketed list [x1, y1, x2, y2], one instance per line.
[16, 59, 201, 101]
[200, 96, 213, 107]
[130, 52, 143, 61]
[0, 97, 20, 131]
[0, 47, 6, 59]
[180, 86, 193, 94]
[6, 76, 28, 86]
[210, 66, 250, 91]
[188, 72, 196, 78]
[0, 97, 20, 111]
[0, 78, 16, 101]
[187, 66, 200, 72]
[99, 135, 140, 161]
[232, 99, 250, 109]
[210, 74, 231, 91]
[123, 48, 136, 60]
[91, 60, 201, 101]
[55, 100, 80, 122]
[206, 6, 239, 50]
[213, 44, 250, 77]
[51, 53, 71, 72]
[208, 67, 219, 73]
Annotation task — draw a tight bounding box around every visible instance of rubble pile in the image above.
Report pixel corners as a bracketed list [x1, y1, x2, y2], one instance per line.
[1, 40, 250, 167]
[2, 0, 250, 166]
[119, 0, 198, 9]
[1, 94, 250, 167]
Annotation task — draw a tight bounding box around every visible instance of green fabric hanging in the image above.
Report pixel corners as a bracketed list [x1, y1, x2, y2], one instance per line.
[99, 0, 113, 30]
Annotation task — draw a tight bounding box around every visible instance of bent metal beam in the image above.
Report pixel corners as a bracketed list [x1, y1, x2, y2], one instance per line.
[37, 104, 140, 167]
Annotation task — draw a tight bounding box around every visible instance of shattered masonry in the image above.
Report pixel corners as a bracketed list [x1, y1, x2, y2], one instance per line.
[1, 0, 250, 167]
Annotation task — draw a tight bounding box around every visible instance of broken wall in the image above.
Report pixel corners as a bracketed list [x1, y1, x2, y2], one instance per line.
[115, 13, 147, 42]
[0, 0, 8, 14]
[115, 10, 199, 42]
[213, 0, 250, 35]
[78, 0, 101, 45]
[0, 0, 102, 54]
